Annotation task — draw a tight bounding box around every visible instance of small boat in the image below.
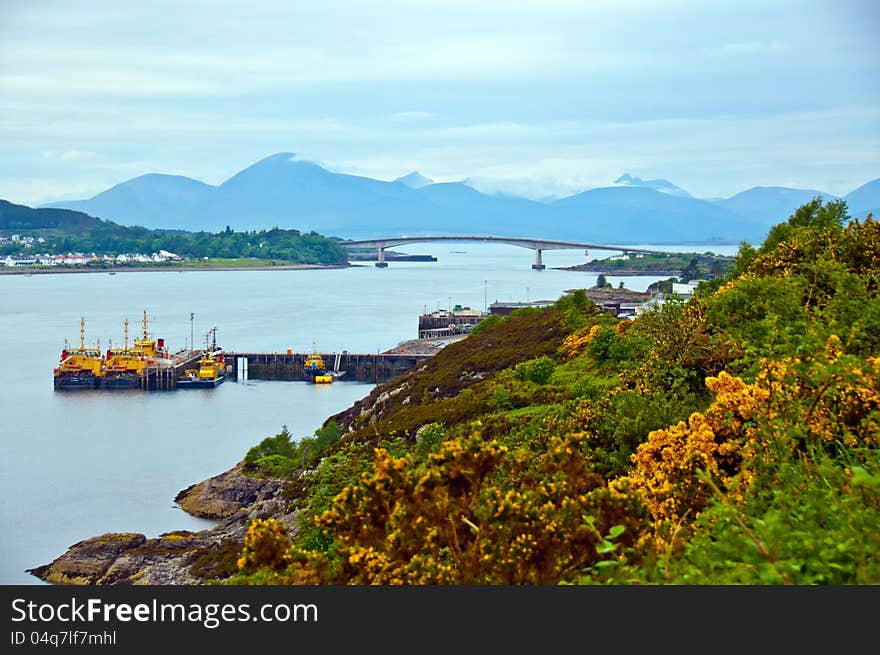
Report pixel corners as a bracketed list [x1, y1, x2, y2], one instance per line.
[177, 328, 225, 389]
[303, 345, 346, 384]
[303, 349, 330, 383]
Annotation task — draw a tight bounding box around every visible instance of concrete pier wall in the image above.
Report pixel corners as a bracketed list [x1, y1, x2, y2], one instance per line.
[224, 352, 430, 384]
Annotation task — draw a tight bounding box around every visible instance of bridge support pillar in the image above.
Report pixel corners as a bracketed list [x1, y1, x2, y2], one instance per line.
[532, 248, 545, 270]
[375, 246, 388, 268]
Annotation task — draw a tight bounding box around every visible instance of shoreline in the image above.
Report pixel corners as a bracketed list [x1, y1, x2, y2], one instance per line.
[27, 462, 286, 585]
[0, 263, 354, 276]
[27, 333, 452, 584]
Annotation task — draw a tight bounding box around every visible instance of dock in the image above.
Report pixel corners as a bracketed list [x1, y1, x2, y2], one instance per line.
[137, 351, 203, 390]
[67, 349, 434, 391]
[224, 351, 432, 384]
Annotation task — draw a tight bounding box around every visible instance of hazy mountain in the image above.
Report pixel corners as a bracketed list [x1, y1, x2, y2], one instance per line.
[205, 152, 402, 233]
[0, 199, 102, 232]
[719, 186, 837, 225]
[42, 152, 866, 243]
[40, 153, 550, 238]
[41, 174, 216, 230]
[410, 181, 551, 237]
[851, 207, 879, 220]
[551, 185, 764, 242]
[614, 173, 692, 198]
[844, 178, 880, 214]
[394, 171, 434, 188]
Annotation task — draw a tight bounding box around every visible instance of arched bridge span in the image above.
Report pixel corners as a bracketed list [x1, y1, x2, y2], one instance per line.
[342, 235, 680, 269]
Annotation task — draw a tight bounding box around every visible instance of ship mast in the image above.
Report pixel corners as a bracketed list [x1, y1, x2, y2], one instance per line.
[80, 317, 85, 350]
[142, 309, 149, 340]
[124, 318, 129, 351]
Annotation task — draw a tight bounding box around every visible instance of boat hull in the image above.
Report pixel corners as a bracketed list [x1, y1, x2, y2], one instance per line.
[304, 369, 345, 383]
[177, 375, 224, 389]
[101, 374, 141, 390]
[54, 374, 100, 390]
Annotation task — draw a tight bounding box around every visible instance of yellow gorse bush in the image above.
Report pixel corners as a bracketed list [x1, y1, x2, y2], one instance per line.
[614, 335, 880, 552]
[238, 518, 292, 571]
[559, 324, 603, 361]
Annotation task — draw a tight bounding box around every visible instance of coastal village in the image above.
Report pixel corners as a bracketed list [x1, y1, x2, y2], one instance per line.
[2, 247, 182, 268]
[389, 277, 705, 356]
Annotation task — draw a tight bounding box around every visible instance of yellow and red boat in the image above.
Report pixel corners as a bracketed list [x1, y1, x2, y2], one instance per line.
[178, 328, 225, 389]
[53, 318, 104, 390]
[102, 311, 176, 390]
[302, 345, 345, 384]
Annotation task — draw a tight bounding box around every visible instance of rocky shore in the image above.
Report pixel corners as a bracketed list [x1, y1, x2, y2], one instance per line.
[554, 263, 681, 275]
[29, 335, 461, 586]
[28, 463, 292, 585]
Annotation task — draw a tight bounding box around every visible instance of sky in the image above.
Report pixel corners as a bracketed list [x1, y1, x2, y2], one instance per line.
[1, 0, 878, 205]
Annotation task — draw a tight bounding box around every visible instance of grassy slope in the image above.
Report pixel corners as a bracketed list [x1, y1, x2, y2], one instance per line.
[221, 200, 880, 585]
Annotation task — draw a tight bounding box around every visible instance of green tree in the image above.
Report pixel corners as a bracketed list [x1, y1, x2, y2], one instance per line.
[680, 257, 700, 282]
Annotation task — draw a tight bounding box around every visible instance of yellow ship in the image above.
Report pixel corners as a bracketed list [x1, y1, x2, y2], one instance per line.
[103, 311, 175, 390]
[53, 318, 104, 390]
[178, 328, 225, 389]
[303, 345, 345, 384]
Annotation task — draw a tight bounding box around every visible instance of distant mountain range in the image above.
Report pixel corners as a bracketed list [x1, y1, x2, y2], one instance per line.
[39, 152, 879, 244]
[613, 173, 692, 198]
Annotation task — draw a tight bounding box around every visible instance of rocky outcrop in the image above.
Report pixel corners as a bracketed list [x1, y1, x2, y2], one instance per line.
[27, 533, 147, 585]
[174, 462, 284, 519]
[29, 464, 293, 585]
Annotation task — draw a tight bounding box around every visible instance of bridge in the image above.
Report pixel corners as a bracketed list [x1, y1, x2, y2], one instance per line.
[341, 235, 680, 269]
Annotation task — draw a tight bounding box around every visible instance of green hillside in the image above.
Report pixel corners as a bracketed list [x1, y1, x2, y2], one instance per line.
[0, 199, 347, 265]
[214, 198, 879, 585]
[0, 199, 102, 231]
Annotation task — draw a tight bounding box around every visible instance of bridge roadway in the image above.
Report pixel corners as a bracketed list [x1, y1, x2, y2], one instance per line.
[341, 235, 681, 269]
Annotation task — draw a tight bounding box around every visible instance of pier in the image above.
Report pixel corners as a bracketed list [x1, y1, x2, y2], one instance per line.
[62, 349, 432, 391]
[225, 351, 432, 384]
[137, 351, 203, 390]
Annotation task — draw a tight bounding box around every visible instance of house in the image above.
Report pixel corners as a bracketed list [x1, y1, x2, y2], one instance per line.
[3, 256, 37, 267]
[671, 281, 701, 298]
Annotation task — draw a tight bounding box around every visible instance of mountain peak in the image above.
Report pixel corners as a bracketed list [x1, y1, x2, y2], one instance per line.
[613, 173, 692, 198]
[394, 171, 433, 188]
[844, 177, 880, 214]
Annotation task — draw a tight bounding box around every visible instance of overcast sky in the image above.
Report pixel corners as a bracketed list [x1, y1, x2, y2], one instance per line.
[1, 0, 878, 205]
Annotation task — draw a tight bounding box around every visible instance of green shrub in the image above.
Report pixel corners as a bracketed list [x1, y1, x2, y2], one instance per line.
[415, 422, 446, 454]
[513, 356, 555, 385]
[245, 426, 297, 464]
[253, 454, 298, 477]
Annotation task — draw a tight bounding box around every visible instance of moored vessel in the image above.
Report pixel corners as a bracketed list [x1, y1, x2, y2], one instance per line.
[303, 345, 345, 384]
[102, 318, 148, 389]
[102, 311, 176, 390]
[53, 318, 104, 390]
[178, 328, 225, 389]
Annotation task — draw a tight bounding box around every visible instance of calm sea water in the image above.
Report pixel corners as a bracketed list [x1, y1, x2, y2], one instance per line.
[0, 242, 739, 584]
